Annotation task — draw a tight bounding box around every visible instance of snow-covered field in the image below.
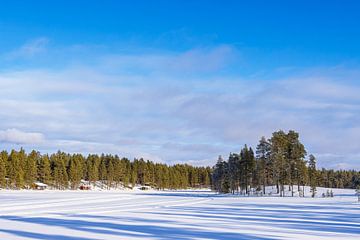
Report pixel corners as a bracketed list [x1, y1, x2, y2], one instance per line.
[0, 188, 359, 240]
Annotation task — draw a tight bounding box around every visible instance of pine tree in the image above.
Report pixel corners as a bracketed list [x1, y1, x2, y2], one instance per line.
[122, 159, 131, 187]
[107, 159, 114, 189]
[212, 155, 229, 193]
[270, 131, 288, 197]
[285, 130, 306, 196]
[0, 151, 7, 188]
[52, 151, 69, 190]
[189, 167, 198, 187]
[239, 145, 255, 195]
[256, 137, 271, 194]
[113, 156, 122, 188]
[308, 154, 317, 198]
[247, 147, 256, 195]
[286, 130, 307, 197]
[298, 159, 308, 197]
[68, 154, 83, 189]
[86, 154, 100, 184]
[228, 153, 239, 194]
[8, 149, 25, 189]
[38, 154, 51, 184]
[24, 150, 38, 188]
[239, 148, 246, 194]
[99, 157, 107, 187]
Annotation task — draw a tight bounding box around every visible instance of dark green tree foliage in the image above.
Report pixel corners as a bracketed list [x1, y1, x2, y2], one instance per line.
[107, 158, 114, 189]
[51, 151, 69, 190]
[245, 146, 255, 195]
[38, 154, 51, 184]
[256, 137, 271, 194]
[24, 150, 38, 187]
[68, 154, 84, 189]
[286, 130, 307, 196]
[269, 130, 289, 196]
[212, 156, 229, 193]
[99, 157, 107, 185]
[0, 151, 7, 188]
[86, 154, 100, 184]
[8, 149, 25, 189]
[1, 149, 211, 190]
[228, 153, 239, 194]
[308, 154, 317, 197]
[1, 145, 358, 191]
[212, 130, 359, 196]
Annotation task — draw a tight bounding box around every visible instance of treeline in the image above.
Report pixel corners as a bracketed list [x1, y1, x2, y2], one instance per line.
[0, 149, 211, 190]
[317, 168, 360, 189]
[212, 130, 360, 196]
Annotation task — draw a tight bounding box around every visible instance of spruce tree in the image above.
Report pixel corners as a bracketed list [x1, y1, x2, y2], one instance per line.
[270, 131, 288, 197]
[68, 154, 83, 189]
[247, 147, 256, 195]
[107, 159, 114, 189]
[308, 154, 317, 197]
[24, 150, 38, 187]
[256, 137, 271, 194]
[286, 130, 307, 197]
[38, 154, 51, 184]
[0, 151, 7, 188]
[212, 155, 229, 193]
[8, 149, 25, 189]
[52, 151, 69, 189]
[228, 153, 239, 194]
[86, 154, 100, 184]
[99, 158, 107, 187]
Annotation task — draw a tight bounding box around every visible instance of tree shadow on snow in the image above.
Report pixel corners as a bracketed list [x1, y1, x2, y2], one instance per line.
[145, 204, 360, 235]
[0, 215, 278, 240]
[0, 229, 93, 240]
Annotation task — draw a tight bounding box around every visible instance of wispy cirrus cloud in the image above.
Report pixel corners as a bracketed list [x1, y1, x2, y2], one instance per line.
[4, 37, 49, 60]
[97, 45, 237, 75]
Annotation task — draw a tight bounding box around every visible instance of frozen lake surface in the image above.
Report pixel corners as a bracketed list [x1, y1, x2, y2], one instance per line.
[0, 188, 359, 239]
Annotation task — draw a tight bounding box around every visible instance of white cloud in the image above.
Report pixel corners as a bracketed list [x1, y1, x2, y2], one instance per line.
[0, 128, 45, 144]
[0, 44, 359, 169]
[99, 45, 236, 74]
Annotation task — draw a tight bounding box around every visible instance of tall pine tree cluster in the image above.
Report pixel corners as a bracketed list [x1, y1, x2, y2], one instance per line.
[212, 130, 360, 196]
[0, 149, 211, 190]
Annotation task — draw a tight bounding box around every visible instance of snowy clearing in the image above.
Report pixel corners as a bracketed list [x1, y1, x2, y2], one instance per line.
[0, 188, 359, 240]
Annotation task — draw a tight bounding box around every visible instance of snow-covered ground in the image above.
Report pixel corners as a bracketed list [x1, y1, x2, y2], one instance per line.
[0, 188, 359, 239]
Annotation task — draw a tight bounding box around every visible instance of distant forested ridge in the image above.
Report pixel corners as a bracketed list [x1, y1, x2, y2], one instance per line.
[0, 150, 211, 190]
[212, 130, 360, 196]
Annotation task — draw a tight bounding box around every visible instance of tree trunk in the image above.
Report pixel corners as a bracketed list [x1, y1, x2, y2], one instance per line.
[263, 182, 266, 194]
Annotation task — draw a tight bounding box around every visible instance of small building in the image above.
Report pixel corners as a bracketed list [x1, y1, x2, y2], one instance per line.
[33, 182, 48, 190]
[79, 180, 91, 190]
[79, 185, 91, 190]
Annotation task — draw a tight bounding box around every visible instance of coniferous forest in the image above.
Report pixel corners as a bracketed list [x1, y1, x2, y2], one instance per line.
[212, 130, 360, 196]
[0, 130, 359, 192]
[0, 149, 211, 190]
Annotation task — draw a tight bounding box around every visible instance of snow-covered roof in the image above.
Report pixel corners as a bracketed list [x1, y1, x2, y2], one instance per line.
[34, 182, 48, 187]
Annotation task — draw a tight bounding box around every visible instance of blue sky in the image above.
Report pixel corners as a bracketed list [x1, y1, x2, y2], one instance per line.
[0, 1, 360, 169]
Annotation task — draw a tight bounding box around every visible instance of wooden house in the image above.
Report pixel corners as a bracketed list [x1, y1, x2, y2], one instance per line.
[33, 182, 48, 190]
